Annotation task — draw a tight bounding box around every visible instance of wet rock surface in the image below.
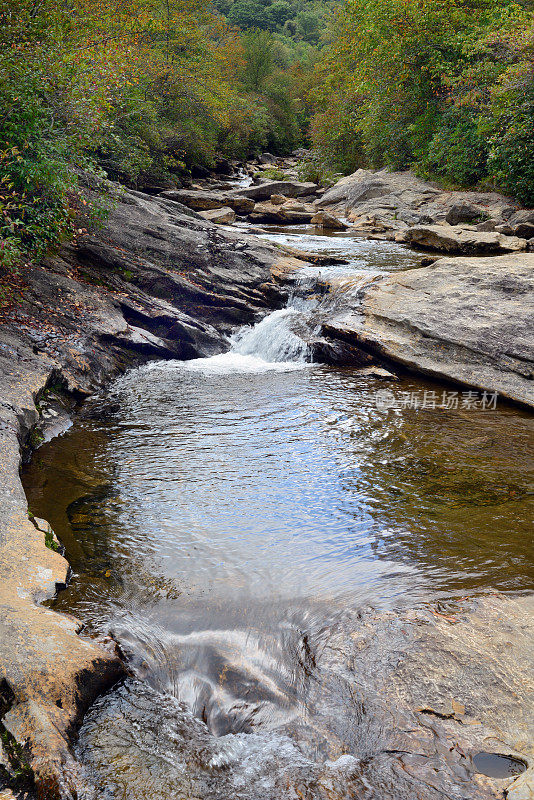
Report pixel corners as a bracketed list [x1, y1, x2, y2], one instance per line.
[0, 187, 300, 798]
[73, 595, 534, 800]
[322, 253, 534, 407]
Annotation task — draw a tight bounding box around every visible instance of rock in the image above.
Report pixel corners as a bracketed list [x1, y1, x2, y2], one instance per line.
[358, 366, 398, 379]
[292, 147, 310, 158]
[311, 210, 348, 230]
[321, 253, 534, 407]
[445, 202, 487, 225]
[317, 167, 515, 230]
[190, 164, 211, 178]
[282, 199, 316, 213]
[506, 768, 534, 800]
[228, 196, 255, 214]
[259, 152, 277, 164]
[213, 157, 233, 175]
[476, 220, 497, 232]
[528, 238, 534, 252]
[509, 209, 534, 227]
[198, 206, 236, 224]
[514, 222, 534, 239]
[160, 189, 254, 215]
[234, 180, 320, 201]
[160, 189, 227, 210]
[270, 194, 287, 205]
[404, 225, 527, 254]
[249, 201, 315, 225]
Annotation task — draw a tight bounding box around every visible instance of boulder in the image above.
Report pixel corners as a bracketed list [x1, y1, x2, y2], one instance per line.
[404, 225, 527, 254]
[311, 210, 348, 230]
[321, 253, 534, 407]
[476, 220, 497, 232]
[234, 180, 320, 201]
[160, 189, 227, 210]
[248, 201, 315, 225]
[317, 168, 515, 230]
[259, 152, 277, 164]
[198, 206, 236, 224]
[228, 196, 255, 214]
[160, 189, 254, 215]
[445, 202, 487, 225]
[270, 194, 287, 205]
[282, 199, 316, 213]
[513, 222, 534, 239]
[509, 209, 534, 227]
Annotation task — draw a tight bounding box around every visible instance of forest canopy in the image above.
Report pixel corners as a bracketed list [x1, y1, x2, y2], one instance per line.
[310, 0, 534, 204]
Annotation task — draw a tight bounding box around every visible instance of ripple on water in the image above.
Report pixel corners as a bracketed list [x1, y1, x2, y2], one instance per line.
[21, 235, 534, 800]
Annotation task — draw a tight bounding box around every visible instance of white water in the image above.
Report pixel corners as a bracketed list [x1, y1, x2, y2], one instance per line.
[182, 307, 312, 373]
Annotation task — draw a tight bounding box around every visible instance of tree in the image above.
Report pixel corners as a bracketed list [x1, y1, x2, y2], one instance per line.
[241, 28, 274, 88]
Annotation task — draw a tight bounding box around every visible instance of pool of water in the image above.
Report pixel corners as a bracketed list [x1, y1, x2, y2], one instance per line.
[22, 234, 534, 800]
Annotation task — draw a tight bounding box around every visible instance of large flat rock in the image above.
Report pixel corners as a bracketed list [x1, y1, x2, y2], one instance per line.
[234, 180, 319, 201]
[323, 254, 534, 407]
[404, 224, 527, 254]
[317, 168, 519, 229]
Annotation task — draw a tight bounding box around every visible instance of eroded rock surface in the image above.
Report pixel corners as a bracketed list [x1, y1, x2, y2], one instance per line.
[234, 180, 319, 201]
[0, 187, 302, 798]
[73, 595, 534, 800]
[317, 167, 519, 230]
[403, 224, 527, 254]
[322, 253, 534, 407]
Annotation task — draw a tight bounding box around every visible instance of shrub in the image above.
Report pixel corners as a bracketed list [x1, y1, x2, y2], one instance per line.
[419, 108, 489, 187]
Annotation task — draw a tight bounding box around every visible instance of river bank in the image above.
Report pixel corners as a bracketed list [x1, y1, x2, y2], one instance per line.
[0, 170, 532, 799]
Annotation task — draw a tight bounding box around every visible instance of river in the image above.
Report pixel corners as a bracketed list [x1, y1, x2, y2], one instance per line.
[22, 223, 534, 800]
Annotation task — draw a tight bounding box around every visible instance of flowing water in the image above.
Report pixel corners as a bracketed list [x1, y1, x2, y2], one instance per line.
[23, 230, 534, 800]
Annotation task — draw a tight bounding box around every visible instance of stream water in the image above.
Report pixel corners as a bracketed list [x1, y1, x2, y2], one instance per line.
[23, 226, 534, 800]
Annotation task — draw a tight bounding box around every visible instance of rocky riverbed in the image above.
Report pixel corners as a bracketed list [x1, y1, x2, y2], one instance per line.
[0, 166, 532, 799]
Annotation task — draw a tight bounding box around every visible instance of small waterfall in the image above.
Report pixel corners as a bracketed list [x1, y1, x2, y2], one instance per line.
[182, 280, 321, 372]
[231, 308, 309, 363]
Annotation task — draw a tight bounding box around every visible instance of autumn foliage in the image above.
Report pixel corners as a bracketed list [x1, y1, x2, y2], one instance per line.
[309, 0, 534, 204]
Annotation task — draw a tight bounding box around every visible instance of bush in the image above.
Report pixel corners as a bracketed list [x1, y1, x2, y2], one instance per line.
[488, 101, 534, 205]
[419, 108, 489, 187]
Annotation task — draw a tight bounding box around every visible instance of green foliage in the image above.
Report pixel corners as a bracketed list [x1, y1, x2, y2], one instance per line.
[0, 0, 323, 265]
[418, 109, 489, 187]
[254, 167, 287, 179]
[225, 0, 326, 36]
[45, 527, 60, 553]
[486, 42, 534, 205]
[242, 29, 275, 89]
[296, 154, 337, 186]
[310, 0, 534, 202]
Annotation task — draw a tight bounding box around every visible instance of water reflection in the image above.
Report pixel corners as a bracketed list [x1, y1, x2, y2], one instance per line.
[21, 240, 534, 800]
